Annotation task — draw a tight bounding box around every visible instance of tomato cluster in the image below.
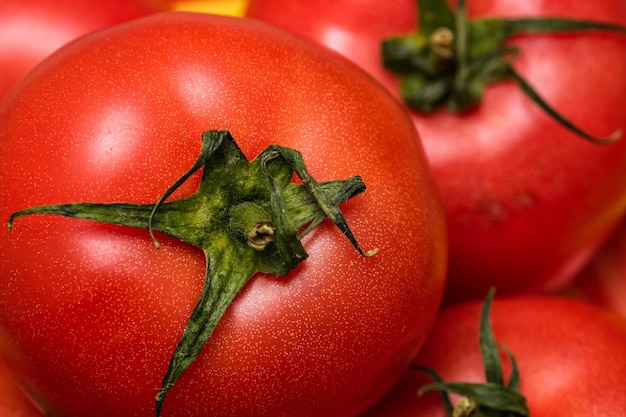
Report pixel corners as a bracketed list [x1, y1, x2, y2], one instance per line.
[1, 0, 626, 416]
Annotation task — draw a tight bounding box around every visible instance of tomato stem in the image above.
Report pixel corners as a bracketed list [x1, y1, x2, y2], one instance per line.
[382, 0, 626, 144]
[8, 130, 376, 417]
[416, 288, 530, 417]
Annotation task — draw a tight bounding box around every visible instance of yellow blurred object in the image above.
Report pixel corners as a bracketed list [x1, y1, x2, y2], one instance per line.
[170, 0, 248, 16]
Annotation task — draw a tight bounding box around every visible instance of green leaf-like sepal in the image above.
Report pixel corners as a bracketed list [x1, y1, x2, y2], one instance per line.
[419, 381, 529, 416]
[8, 130, 375, 416]
[381, 0, 626, 143]
[417, 288, 530, 417]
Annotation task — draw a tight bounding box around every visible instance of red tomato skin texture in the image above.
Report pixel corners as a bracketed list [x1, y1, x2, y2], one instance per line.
[0, 13, 447, 417]
[360, 296, 626, 417]
[0, 0, 165, 101]
[246, 0, 626, 303]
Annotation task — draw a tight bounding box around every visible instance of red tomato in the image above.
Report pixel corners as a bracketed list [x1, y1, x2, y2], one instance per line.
[0, 12, 447, 417]
[0, 0, 165, 100]
[246, 0, 626, 303]
[360, 295, 626, 417]
[560, 215, 626, 318]
[0, 351, 44, 417]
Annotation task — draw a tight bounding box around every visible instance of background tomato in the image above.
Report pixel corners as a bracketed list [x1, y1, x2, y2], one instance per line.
[0, 12, 447, 417]
[246, 0, 626, 303]
[0, 348, 44, 417]
[559, 215, 626, 318]
[0, 0, 165, 101]
[360, 295, 626, 417]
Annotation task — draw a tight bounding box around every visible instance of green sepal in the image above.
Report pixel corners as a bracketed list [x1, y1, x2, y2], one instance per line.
[416, 366, 455, 416]
[381, 0, 626, 143]
[418, 381, 529, 416]
[8, 130, 375, 417]
[492, 17, 626, 39]
[479, 288, 503, 386]
[416, 288, 530, 417]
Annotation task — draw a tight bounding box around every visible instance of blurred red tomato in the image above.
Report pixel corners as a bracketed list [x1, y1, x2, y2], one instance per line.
[360, 295, 626, 417]
[0, 0, 165, 100]
[0, 341, 44, 417]
[560, 215, 626, 318]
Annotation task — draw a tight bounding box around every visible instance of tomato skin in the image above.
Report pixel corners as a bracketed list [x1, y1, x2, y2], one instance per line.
[0, 356, 44, 417]
[0, 12, 447, 417]
[246, 0, 626, 303]
[360, 296, 626, 417]
[561, 215, 626, 318]
[0, 0, 165, 101]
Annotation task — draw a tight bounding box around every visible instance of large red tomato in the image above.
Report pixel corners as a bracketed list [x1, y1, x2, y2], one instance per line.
[0, 12, 447, 417]
[246, 0, 626, 303]
[0, 0, 165, 100]
[360, 295, 626, 417]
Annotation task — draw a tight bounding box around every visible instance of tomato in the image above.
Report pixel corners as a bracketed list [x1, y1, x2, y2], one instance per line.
[246, 0, 626, 303]
[0, 350, 44, 417]
[0, 0, 165, 101]
[360, 294, 626, 417]
[167, 0, 248, 16]
[0, 12, 447, 417]
[560, 215, 626, 318]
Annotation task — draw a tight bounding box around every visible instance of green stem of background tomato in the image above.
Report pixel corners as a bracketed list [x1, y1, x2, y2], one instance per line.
[416, 288, 530, 417]
[381, 0, 626, 144]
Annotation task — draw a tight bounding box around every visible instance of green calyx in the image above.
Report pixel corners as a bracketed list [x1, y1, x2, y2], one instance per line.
[382, 0, 626, 144]
[7, 130, 377, 416]
[416, 288, 530, 417]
